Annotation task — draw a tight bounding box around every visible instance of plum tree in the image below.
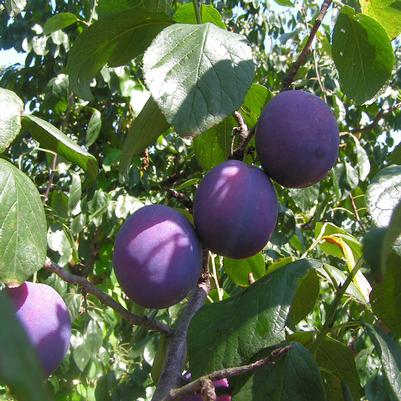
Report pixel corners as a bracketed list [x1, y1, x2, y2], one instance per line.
[6, 282, 71, 376]
[113, 205, 203, 309]
[256, 90, 339, 188]
[193, 160, 278, 259]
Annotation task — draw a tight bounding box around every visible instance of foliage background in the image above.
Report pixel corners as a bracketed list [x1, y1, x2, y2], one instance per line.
[0, 0, 401, 400]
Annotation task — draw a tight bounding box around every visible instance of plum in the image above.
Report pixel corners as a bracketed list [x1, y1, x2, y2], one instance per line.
[193, 160, 278, 259]
[256, 90, 339, 188]
[113, 205, 203, 309]
[181, 376, 231, 401]
[6, 282, 71, 376]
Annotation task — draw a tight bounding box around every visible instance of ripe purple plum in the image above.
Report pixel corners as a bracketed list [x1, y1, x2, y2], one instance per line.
[6, 282, 71, 376]
[113, 205, 203, 309]
[193, 160, 278, 259]
[256, 90, 339, 188]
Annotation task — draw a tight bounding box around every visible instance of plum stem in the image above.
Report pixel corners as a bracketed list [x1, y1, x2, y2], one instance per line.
[152, 249, 211, 401]
[282, 0, 333, 89]
[43, 258, 172, 335]
[164, 345, 292, 401]
[230, 111, 254, 160]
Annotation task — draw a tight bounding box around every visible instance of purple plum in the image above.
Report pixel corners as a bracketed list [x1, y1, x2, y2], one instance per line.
[193, 160, 278, 259]
[6, 282, 71, 376]
[113, 205, 203, 309]
[180, 378, 231, 401]
[256, 90, 339, 188]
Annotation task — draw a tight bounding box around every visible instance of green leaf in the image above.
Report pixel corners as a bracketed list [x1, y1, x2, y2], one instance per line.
[67, 8, 172, 100]
[188, 259, 315, 376]
[274, 0, 294, 6]
[234, 343, 326, 401]
[381, 201, 401, 274]
[43, 12, 78, 35]
[223, 253, 266, 287]
[22, 115, 98, 186]
[389, 142, 401, 165]
[0, 88, 23, 153]
[97, 0, 172, 18]
[316, 337, 361, 401]
[86, 108, 102, 147]
[288, 268, 320, 325]
[5, 0, 26, 16]
[68, 173, 82, 214]
[0, 292, 52, 401]
[370, 265, 401, 337]
[0, 159, 47, 285]
[119, 97, 169, 179]
[352, 135, 370, 181]
[367, 165, 401, 227]
[360, 0, 401, 40]
[332, 7, 394, 104]
[289, 184, 320, 211]
[173, 3, 226, 28]
[143, 23, 255, 135]
[193, 116, 234, 171]
[362, 227, 386, 278]
[365, 324, 401, 399]
[240, 83, 272, 128]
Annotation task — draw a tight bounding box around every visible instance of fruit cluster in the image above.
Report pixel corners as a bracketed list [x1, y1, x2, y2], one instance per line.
[113, 90, 339, 310]
[2, 90, 338, 378]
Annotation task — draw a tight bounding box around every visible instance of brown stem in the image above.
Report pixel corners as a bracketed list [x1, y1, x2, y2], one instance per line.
[152, 250, 211, 401]
[43, 258, 172, 335]
[165, 345, 292, 401]
[282, 0, 333, 89]
[230, 111, 255, 161]
[349, 102, 401, 135]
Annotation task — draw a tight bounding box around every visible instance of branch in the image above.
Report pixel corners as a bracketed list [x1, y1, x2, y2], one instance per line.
[43, 258, 172, 336]
[349, 102, 401, 135]
[164, 345, 292, 401]
[152, 249, 211, 401]
[282, 0, 333, 89]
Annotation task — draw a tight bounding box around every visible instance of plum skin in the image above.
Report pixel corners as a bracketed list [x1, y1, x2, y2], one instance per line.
[6, 282, 71, 376]
[256, 90, 339, 188]
[193, 160, 278, 259]
[113, 205, 203, 309]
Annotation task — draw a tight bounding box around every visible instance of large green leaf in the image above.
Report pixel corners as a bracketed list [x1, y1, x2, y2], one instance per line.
[118, 97, 169, 179]
[143, 23, 255, 135]
[381, 201, 401, 274]
[316, 337, 361, 401]
[187, 259, 315, 377]
[173, 3, 226, 28]
[22, 115, 98, 186]
[366, 165, 401, 227]
[0, 159, 47, 285]
[97, 0, 172, 18]
[332, 7, 394, 104]
[67, 8, 172, 100]
[234, 343, 326, 401]
[360, 0, 401, 40]
[0, 88, 23, 153]
[365, 325, 401, 400]
[371, 265, 401, 337]
[0, 292, 52, 401]
[43, 12, 78, 35]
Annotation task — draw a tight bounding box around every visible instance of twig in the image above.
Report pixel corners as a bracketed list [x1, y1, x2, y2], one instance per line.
[230, 111, 255, 160]
[349, 102, 401, 135]
[164, 345, 292, 401]
[310, 257, 364, 354]
[165, 188, 193, 210]
[350, 193, 366, 232]
[43, 258, 172, 335]
[152, 249, 211, 401]
[282, 0, 333, 89]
